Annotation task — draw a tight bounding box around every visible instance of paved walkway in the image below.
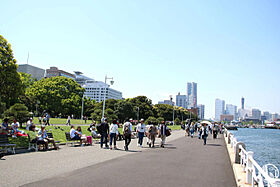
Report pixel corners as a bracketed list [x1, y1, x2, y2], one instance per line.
[21, 132, 236, 187]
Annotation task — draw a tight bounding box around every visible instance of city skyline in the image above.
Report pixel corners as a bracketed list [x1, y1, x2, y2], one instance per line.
[1, 1, 280, 118]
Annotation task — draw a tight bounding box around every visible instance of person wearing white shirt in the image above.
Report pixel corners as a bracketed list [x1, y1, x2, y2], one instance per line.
[123, 119, 133, 151]
[136, 119, 145, 147]
[26, 118, 33, 131]
[109, 120, 119, 150]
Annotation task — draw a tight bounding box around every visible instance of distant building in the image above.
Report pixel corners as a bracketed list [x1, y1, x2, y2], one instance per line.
[17, 64, 45, 80]
[263, 111, 271, 121]
[215, 99, 225, 121]
[197, 104, 205, 120]
[46, 67, 75, 79]
[220, 114, 234, 122]
[176, 92, 187, 108]
[83, 80, 122, 102]
[272, 113, 279, 121]
[187, 82, 197, 108]
[74, 71, 94, 85]
[226, 104, 237, 120]
[251, 109, 261, 120]
[238, 109, 250, 120]
[158, 100, 174, 106]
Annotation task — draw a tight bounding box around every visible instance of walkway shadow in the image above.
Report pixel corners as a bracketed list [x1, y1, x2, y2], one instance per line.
[206, 144, 222, 146]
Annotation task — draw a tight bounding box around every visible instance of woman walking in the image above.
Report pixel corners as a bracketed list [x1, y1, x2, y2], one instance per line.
[109, 120, 119, 150]
[201, 123, 209, 145]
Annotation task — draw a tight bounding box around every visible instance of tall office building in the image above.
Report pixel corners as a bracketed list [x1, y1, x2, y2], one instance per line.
[251, 109, 261, 120]
[17, 64, 45, 80]
[197, 104, 205, 120]
[215, 99, 225, 121]
[241, 97, 245, 109]
[226, 104, 237, 120]
[187, 82, 197, 109]
[176, 92, 187, 108]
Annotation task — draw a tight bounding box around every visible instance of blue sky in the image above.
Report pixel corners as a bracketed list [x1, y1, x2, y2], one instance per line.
[1, 0, 280, 118]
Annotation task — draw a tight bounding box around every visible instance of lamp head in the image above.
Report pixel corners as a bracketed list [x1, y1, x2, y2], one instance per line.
[110, 80, 114, 85]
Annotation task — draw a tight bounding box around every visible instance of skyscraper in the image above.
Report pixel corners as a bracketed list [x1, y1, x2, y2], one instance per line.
[215, 99, 225, 121]
[241, 97, 245, 109]
[176, 92, 187, 108]
[226, 104, 237, 120]
[197, 104, 205, 120]
[187, 82, 197, 109]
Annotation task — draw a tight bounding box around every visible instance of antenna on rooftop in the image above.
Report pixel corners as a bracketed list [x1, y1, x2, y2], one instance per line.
[27, 52, 29, 64]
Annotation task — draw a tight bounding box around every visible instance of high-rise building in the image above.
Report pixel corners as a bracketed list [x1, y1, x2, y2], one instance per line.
[226, 104, 237, 120]
[17, 64, 45, 80]
[272, 113, 279, 121]
[241, 97, 245, 109]
[215, 99, 225, 121]
[187, 82, 197, 109]
[251, 109, 261, 120]
[46, 67, 75, 79]
[263, 111, 271, 121]
[197, 104, 205, 120]
[176, 92, 187, 108]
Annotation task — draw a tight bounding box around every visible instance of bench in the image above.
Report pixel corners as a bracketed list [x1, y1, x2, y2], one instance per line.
[0, 134, 16, 154]
[65, 132, 81, 146]
[47, 132, 60, 149]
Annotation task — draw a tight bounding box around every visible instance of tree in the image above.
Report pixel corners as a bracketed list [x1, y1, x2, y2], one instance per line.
[0, 97, 6, 118]
[145, 116, 158, 124]
[0, 35, 23, 107]
[4, 103, 30, 128]
[174, 118, 181, 125]
[115, 100, 135, 123]
[127, 96, 154, 120]
[25, 76, 84, 117]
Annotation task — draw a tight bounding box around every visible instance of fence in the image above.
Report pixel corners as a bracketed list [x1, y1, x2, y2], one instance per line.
[225, 129, 280, 187]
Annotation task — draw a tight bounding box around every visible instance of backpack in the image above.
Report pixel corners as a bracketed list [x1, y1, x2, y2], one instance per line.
[123, 123, 131, 136]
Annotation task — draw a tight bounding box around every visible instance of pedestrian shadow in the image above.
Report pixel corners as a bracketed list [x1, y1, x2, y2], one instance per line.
[206, 144, 222, 146]
[114, 149, 142, 153]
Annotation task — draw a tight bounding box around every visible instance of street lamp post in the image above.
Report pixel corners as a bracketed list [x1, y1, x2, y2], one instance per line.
[81, 94, 84, 123]
[102, 75, 114, 120]
[170, 95, 175, 126]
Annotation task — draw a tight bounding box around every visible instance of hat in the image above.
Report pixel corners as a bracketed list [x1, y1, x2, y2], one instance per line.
[140, 119, 144, 122]
[41, 125, 45, 128]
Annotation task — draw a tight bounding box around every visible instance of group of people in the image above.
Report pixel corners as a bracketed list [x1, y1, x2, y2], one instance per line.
[184, 121, 224, 145]
[38, 113, 50, 126]
[81, 118, 171, 151]
[0, 118, 26, 138]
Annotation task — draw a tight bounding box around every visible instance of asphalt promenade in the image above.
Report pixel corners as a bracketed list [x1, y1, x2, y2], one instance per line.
[21, 132, 236, 187]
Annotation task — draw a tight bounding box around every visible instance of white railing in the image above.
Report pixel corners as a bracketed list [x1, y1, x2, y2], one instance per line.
[225, 129, 280, 187]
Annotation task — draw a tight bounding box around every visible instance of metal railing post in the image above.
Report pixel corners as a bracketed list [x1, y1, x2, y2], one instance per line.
[246, 151, 254, 185]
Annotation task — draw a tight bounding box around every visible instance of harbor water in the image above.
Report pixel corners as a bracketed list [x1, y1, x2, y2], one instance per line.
[230, 128, 280, 171]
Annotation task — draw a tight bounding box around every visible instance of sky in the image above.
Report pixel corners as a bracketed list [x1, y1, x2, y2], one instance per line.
[1, 0, 280, 119]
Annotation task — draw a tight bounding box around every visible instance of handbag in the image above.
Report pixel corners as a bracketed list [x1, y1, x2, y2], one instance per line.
[166, 129, 171, 137]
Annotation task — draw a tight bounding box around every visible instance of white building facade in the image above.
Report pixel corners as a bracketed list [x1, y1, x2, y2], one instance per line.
[226, 104, 237, 120]
[83, 80, 122, 102]
[176, 92, 187, 108]
[215, 99, 225, 121]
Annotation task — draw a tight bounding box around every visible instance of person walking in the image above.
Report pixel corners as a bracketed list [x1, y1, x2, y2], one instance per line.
[189, 122, 194, 138]
[123, 119, 133, 151]
[145, 121, 152, 146]
[213, 123, 219, 139]
[99, 118, 109, 149]
[45, 113, 50, 126]
[66, 116, 71, 126]
[148, 123, 158, 148]
[109, 120, 119, 150]
[159, 121, 168, 148]
[136, 119, 145, 148]
[201, 123, 209, 145]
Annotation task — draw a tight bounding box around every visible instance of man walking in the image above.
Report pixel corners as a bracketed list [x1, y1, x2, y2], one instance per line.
[136, 119, 145, 148]
[159, 121, 168, 148]
[123, 119, 133, 151]
[99, 118, 109, 149]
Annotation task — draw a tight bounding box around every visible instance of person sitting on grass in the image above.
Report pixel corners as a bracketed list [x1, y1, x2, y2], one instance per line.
[77, 126, 88, 145]
[70, 125, 82, 145]
[11, 119, 25, 138]
[38, 125, 59, 150]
